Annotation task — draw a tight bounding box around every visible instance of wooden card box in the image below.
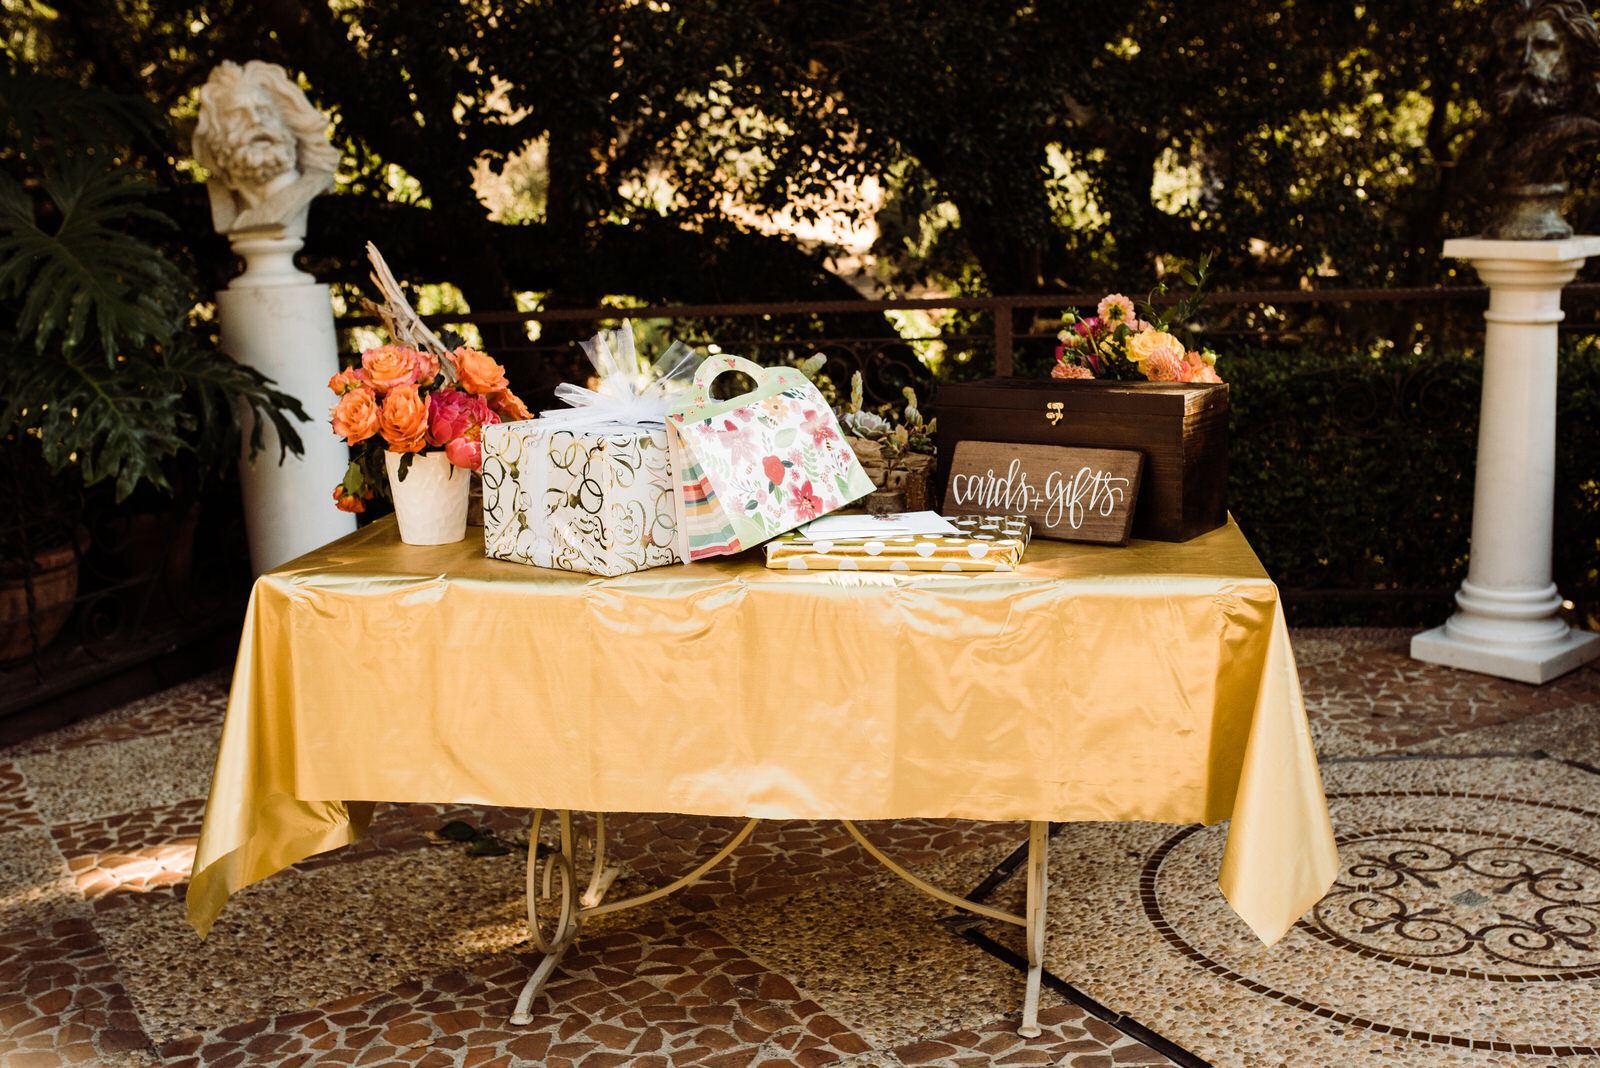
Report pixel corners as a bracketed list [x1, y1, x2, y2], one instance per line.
[934, 378, 1229, 542]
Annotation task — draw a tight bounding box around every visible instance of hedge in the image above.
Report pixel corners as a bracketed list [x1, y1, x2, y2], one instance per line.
[1223, 341, 1600, 627]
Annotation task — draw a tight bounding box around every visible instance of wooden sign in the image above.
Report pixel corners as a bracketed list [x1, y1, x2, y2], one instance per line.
[942, 440, 1143, 545]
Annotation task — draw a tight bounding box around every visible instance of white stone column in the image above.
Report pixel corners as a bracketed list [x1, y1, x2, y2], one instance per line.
[216, 233, 355, 575]
[1411, 236, 1600, 683]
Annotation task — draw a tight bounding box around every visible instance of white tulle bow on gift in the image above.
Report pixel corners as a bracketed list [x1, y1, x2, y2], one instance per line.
[536, 321, 705, 429]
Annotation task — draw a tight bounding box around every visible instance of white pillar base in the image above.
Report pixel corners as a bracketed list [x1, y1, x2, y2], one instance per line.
[1411, 622, 1599, 685]
[217, 232, 355, 575]
[1411, 236, 1600, 685]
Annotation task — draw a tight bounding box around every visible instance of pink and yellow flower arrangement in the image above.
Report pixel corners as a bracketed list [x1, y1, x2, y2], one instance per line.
[328, 343, 532, 513]
[1052, 255, 1224, 384]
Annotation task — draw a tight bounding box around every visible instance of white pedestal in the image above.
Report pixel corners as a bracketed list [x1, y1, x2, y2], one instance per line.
[1411, 236, 1600, 684]
[216, 233, 355, 575]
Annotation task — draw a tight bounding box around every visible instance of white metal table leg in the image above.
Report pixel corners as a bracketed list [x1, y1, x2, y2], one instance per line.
[510, 810, 585, 1025]
[508, 810, 760, 1025]
[840, 818, 1051, 1037]
[1018, 819, 1049, 1038]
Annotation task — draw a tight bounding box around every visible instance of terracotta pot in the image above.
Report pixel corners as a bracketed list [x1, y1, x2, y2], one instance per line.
[0, 539, 81, 662]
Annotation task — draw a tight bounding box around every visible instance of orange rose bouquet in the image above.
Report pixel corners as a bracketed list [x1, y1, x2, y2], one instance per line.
[1052, 253, 1224, 384]
[329, 245, 532, 513]
[329, 343, 532, 512]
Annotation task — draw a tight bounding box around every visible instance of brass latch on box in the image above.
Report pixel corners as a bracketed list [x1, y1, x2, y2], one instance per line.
[1045, 401, 1064, 425]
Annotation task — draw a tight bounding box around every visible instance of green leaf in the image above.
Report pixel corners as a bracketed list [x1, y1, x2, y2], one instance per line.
[163, 337, 308, 477]
[0, 159, 189, 360]
[3, 347, 185, 499]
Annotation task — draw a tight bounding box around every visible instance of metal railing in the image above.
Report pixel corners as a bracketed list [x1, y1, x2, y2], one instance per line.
[335, 282, 1600, 395]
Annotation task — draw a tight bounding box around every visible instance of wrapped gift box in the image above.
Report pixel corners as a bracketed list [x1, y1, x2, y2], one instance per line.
[763, 514, 1030, 572]
[481, 421, 680, 576]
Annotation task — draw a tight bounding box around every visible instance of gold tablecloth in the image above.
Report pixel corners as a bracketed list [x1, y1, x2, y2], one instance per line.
[189, 516, 1337, 944]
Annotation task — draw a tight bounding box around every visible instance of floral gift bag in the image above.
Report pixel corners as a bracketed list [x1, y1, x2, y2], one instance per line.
[665, 354, 876, 561]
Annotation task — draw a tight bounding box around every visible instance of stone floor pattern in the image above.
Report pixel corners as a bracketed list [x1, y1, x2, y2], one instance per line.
[4, 627, 1600, 1067]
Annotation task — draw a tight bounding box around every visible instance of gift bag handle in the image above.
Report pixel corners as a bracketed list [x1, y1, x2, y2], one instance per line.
[691, 353, 777, 401]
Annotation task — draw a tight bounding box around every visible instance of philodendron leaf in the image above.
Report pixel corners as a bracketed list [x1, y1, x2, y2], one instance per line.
[0, 159, 189, 360]
[7, 349, 185, 500]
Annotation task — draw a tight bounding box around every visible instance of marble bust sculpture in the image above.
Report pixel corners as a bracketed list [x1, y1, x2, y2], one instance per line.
[192, 60, 339, 240]
[1482, 0, 1600, 239]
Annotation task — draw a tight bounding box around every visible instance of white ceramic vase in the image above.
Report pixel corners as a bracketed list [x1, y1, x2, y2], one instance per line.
[384, 450, 471, 545]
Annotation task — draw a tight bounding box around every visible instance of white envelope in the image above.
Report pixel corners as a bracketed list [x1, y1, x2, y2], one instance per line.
[796, 510, 961, 541]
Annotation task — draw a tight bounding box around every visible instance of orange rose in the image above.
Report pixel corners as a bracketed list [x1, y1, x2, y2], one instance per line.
[362, 344, 425, 392]
[1126, 329, 1186, 367]
[332, 483, 367, 513]
[330, 386, 380, 444]
[487, 389, 533, 421]
[328, 366, 368, 395]
[378, 385, 430, 452]
[451, 346, 509, 395]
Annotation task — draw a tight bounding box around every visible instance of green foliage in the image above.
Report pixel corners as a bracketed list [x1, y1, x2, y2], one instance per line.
[1226, 342, 1600, 625]
[0, 161, 188, 359]
[0, 66, 305, 501]
[1140, 252, 1214, 336]
[1, 0, 1529, 335]
[5, 342, 189, 501]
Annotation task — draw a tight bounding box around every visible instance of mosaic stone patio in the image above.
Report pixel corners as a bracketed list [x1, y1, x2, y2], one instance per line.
[3, 627, 1600, 1067]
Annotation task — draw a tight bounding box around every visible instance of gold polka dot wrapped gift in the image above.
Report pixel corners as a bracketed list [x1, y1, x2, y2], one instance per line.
[764, 515, 1030, 571]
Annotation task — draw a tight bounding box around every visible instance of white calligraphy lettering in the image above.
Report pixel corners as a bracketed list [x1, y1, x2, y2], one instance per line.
[1041, 467, 1131, 529]
[949, 459, 1036, 511]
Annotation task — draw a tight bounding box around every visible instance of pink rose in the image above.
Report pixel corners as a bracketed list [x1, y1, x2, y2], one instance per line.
[426, 388, 498, 448]
[412, 349, 440, 385]
[445, 436, 483, 471]
[1175, 351, 1224, 384]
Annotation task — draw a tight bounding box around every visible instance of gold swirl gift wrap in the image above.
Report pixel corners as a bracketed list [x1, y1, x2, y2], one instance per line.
[479, 421, 681, 576]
